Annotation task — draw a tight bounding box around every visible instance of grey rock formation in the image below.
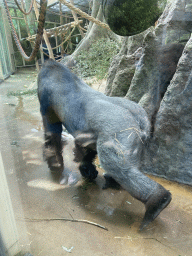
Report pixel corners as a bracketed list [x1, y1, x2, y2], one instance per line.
[143, 35, 192, 185]
[106, 0, 192, 185]
[105, 47, 143, 97]
[105, 32, 146, 96]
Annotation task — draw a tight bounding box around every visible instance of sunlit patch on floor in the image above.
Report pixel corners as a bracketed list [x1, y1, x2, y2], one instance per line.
[22, 133, 44, 142]
[31, 128, 39, 132]
[22, 151, 39, 159]
[26, 159, 42, 165]
[183, 203, 192, 215]
[22, 150, 42, 165]
[27, 179, 66, 191]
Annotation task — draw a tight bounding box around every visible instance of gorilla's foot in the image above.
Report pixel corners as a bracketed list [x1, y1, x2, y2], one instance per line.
[140, 187, 172, 231]
[60, 169, 81, 186]
[79, 162, 98, 181]
[47, 156, 63, 171]
[44, 147, 63, 173]
[102, 174, 121, 190]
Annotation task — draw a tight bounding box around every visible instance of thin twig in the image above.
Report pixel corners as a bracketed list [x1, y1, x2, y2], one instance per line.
[119, 127, 144, 144]
[114, 133, 125, 161]
[127, 132, 134, 140]
[17, 217, 108, 231]
[141, 237, 174, 250]
[115, 236, 175, 251]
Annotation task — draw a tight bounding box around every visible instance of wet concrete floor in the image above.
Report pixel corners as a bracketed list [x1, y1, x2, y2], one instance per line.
[0, 67, 192, 256]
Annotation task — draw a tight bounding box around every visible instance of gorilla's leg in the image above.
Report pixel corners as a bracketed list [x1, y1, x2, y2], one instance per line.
[102, 174, 121, 190]
[78, 148, 98, 181]
[73, 133, 98, 181]
[42, 114, 63, 173]
[115, 167, 172, 231]
[97, 139, 172, 230]
[140, 184, 171, 230]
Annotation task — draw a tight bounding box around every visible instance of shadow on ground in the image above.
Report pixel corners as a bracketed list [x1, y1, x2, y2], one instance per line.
[0, 68, 192, 256]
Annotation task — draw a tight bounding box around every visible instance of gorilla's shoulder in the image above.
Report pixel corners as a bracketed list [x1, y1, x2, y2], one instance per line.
[42, 59, 67, 71]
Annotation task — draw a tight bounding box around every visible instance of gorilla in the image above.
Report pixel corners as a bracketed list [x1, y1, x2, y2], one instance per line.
[38, 59, 171, 230]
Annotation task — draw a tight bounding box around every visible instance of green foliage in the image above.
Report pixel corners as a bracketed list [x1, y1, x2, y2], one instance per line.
[73, 38, 119, 79]
[105, 0, 167, 36]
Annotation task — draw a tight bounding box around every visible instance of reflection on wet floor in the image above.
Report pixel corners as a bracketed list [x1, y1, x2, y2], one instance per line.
[27, 179, 66, 191]
[1, 69, 192, 256]
[15, 97, 42, 128]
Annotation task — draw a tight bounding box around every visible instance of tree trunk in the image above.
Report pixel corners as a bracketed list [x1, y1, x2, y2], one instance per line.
[62, 0, 114, 67]
[25, 0, 36, 34]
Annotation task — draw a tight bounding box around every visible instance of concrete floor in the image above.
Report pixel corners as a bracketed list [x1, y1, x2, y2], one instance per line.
[1, 67, 192, 256]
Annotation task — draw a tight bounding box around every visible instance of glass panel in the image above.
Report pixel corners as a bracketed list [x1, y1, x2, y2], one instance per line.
[0, 7, 12, 78]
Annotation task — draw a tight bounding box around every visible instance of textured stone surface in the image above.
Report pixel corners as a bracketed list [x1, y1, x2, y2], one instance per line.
[106, 47, 142, 97]
[105, 31, 148, 96]
[144, 36, 192, 185]
[106, 0, 192, 185]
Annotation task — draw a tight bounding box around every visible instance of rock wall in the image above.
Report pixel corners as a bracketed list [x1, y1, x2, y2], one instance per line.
[144, 36, 192, 185]
[106, 0, 192, 185]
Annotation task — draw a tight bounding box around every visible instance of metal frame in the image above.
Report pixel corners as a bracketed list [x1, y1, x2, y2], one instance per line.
[0, 2, 16, 80]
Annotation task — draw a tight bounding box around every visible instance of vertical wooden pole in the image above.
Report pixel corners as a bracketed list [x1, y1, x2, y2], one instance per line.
[25, 0, 36, 34]
[40, 43, 44, 64]
[59, 2, 65, 55]
[55, 33, 58, 55]
[33, 0, 54, 59]
[54, 22, 58, 55]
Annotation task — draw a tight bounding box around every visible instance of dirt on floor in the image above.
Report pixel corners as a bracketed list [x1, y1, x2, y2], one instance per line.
[0, 67, 192, 256]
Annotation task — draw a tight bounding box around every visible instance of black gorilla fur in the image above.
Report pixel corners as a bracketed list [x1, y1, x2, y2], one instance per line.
[72, 132, 98, 181]
[38, 60, 172, 230]
[73, 136, 119, 188]
[78, 148, 98, 181]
